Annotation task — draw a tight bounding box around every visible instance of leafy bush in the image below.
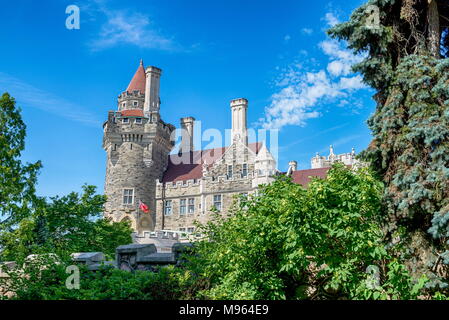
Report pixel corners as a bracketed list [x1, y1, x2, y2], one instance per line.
[1, 255, 203, 300]
[190, 164, 427, 299]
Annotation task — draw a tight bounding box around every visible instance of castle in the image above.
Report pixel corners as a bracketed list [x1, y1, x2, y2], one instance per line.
[102, 61, 358, 238]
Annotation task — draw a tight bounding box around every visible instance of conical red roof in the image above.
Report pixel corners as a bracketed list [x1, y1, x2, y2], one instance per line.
[126, 60, 146, 94]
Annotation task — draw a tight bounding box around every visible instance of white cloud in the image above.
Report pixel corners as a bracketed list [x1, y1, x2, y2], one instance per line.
[301, 28, 313, 35]
[284, 35, 291, 42]
[324, 12, 340, 27]
[260, 13, 368, 130]
[0, 73, 101, 127]
[338, 75, 366, 91]
[87, 1, 178, 52]
[327, 60, 350, 76]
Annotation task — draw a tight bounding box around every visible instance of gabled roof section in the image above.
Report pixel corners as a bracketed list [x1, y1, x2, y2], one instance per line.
[162, 142, 262, 183]
[126, 60, 146, 94]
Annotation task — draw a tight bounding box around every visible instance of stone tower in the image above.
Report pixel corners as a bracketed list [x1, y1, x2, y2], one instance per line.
[103, 60, 175, 233]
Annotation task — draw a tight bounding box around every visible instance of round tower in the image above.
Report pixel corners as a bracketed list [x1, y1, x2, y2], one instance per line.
[103, 61, 175, 234]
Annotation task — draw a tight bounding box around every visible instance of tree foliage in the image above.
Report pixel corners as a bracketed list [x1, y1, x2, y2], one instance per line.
[0, 93, 41, 228]
[0, 185, 132, 261]
[328, 0, 449, 279]
[190, 164, 426, 299]
[1, 257, 200, 300]
[0, 93, 132, 262]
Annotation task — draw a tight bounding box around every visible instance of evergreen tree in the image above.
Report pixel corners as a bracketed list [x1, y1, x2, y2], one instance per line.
[329, 0, 449, 282]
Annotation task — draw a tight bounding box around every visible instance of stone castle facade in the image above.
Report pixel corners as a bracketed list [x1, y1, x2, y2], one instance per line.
[103, 61, 357, 238]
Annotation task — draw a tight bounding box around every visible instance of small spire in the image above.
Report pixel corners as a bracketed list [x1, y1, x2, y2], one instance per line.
[126, 60, 146, 94]
[329, 145, 334, 155]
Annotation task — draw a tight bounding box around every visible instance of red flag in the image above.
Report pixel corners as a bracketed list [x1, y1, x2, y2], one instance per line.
[139, 201, 150, 213]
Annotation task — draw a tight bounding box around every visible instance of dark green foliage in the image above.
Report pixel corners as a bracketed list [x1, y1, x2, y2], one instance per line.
[329, 0, 449, 279]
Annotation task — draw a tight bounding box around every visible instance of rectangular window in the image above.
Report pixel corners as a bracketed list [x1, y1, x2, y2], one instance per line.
[187, 227, 195, 234]
[164, 200, 172, 216]
[179, 227, 187, 239]
[227, 165, 233, 179]
[123, 189, 134, 205]
[133, 101, 138, 106]
[123, 118, 129, 123]
[180, 199, 187, 215]
[188, 198, 195, 214]
[213, 195, 222, 212]
[242, 163, 248, 177]
[135, 118, 142, 124]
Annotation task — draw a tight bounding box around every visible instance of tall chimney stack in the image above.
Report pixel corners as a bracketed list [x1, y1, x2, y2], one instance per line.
[144, 66, 162, 116]
[180, 117, 195, 153]
[230, 98, 248, 146]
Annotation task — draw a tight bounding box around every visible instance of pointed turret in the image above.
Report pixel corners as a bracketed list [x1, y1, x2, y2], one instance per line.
[126, 60, 146, 94]
[253, 142, 277, 187]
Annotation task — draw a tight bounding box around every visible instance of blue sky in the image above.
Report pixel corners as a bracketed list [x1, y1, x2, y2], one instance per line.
[0, 0, 375, 197]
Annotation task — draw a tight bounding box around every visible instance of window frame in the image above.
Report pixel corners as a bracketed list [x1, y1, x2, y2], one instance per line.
[122, 188, 134, 205]
[164, 200, 172, 216]
[213, 194, 222, 212]
[242, 163, 248, 177]
[188, 198, 195, 214]
[227, 165, 233, 179]
[179, 199, 187, 215]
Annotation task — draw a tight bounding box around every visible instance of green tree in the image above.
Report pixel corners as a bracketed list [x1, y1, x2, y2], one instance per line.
[328, 0, 449, 283]
[0, 93, 41, 229]
[0, 185, 132, 261]
[190, 164, 423, 300]
[0, 93, 132, 261]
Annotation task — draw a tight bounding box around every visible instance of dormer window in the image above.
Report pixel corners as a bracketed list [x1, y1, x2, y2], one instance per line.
[122, 118, 129, 124]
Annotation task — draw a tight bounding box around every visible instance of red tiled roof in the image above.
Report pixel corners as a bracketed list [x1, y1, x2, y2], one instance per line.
[126, 60, 146, 94]
[120, 109, 144, 117]
[162, 142, 262, 183]
[291, 167, 330, 187]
